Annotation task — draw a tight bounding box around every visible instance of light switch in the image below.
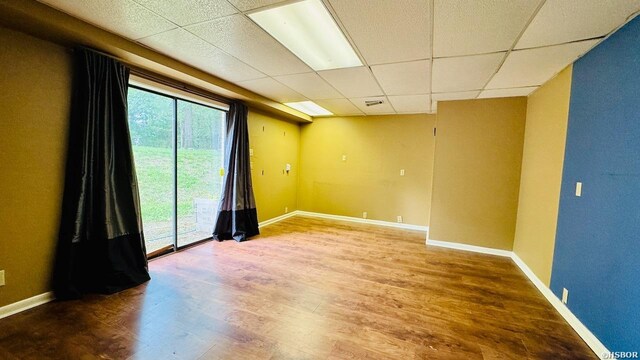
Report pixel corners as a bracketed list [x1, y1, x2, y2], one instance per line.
[342, 155, 347, 161]
[562, 288, 569, 304]
[400, 169, 405, 176]
[286, 163, 291, 172]
[249, 148, 254, 156]
[575, 182, 582, 197]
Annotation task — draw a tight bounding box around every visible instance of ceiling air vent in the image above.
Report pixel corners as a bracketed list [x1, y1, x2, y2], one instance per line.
[365, 100, 384, 107]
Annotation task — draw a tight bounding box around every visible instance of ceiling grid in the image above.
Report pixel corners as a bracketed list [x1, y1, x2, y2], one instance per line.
[37, 0, 640, 116]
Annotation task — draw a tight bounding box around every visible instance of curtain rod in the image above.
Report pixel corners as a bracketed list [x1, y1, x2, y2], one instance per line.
[74, 46, 234, 106]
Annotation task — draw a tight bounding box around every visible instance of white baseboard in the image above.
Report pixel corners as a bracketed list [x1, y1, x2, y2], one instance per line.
[0, 219, 610, 360]
[0, 292, 55, 320]
[426, 238, 512, 257]
[511, 253, 609, 359]
[258, 211, 298, 228]
[295, 211, 429, 232]
[423, 235, 608, 359]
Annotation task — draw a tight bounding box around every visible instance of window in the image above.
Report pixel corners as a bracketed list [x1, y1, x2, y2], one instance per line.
[127, 83, 226, 256]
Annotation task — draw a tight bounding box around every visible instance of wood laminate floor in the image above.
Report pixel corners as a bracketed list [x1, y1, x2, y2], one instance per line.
[0, 216, 596, 359]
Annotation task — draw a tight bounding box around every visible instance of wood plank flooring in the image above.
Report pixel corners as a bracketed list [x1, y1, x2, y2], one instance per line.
[0, 216, 597, 359]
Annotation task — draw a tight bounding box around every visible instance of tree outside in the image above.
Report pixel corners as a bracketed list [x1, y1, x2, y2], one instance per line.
[128, 87, 225, 253]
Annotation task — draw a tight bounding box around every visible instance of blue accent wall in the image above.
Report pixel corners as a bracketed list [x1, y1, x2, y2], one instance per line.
[551, 16, 640, 351]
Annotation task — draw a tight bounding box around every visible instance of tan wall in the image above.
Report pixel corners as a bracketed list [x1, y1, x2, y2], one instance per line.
[0, 28, 72, 307]
[513, 66, 572, 285]
[0, 28, 299, 307]
[429, 98, 527, 250]
[248, 110, 300, 223]
[298, 115, 435, 226]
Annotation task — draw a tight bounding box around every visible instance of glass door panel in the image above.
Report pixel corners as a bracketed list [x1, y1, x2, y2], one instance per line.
[127, 87, 175, 254]
[176, 100, 225, 247]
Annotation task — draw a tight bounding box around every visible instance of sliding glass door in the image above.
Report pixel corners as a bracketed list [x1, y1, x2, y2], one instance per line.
[177, 100, 225, 247]
[128, 87, 175, 254]
[128, 86, 225, 255]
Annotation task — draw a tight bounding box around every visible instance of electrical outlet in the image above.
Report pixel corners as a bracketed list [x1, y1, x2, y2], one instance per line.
[397, 216, 403, 223]
[575, 182, 582, 197]
[0, 270, 5, 286]
[362, 212, 368, 219]
[285, 207, 288, 214]
[400, 169, 405, 176]
[342, 154, 347, 161]
[562, 288, 569, 304]
[249, 148, 254, 156]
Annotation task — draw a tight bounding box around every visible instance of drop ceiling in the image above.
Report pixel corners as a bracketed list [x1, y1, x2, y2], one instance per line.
[38, 0, 640, 116]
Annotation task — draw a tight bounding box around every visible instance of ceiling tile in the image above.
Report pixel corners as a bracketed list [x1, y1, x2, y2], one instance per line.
[273, 73, 343, 100]
[40, 0, 176, 40]
[328, 0, 431, 64]
[227, 0, 286, 11]
[371, 60, 431, 95]
[350, 96, 395, 115]
[388, 95, 431, 113]
[432, 90, 480, 101]
[237, 77, 306, 103]
[433, 0, 543, 57]
[487, 39, 599, 88]
[516, 0, 640, 49]
[432, 53, 505, 93]
[315, 99, 364, 116]
[186, 14, 311, 76]
[478, 87, 538, 99]
[132, 0, 237, 26]
[318, 67, 383, 98]
[140, 28, 265, 82]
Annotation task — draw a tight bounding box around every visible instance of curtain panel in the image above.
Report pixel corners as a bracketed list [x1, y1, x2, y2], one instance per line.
[53, 48, 150, 298]
[213, 102, 259, 242]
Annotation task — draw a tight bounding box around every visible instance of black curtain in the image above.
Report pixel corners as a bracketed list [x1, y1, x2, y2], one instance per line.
[53, 48, 150, 299]
[213, 102, 259, 242]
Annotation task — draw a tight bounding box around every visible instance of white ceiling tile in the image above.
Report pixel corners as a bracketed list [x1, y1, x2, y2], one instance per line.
[487, 39, 599, 88]
[132, 0, 237, 26]
[432, 53, 505, 93]
[434, 0, 543, 57]
[350, 96, 395, 115]
[432, 90, 480, 101]
[315, 99, 364, 116]
[227, 0, 286, 11]
[318, 67, 383, 98]
[371, 60, 431, 95]
[40, 0, 176, 40]
[388, 95, 431, 114]
[478, 87, 538, 99]
[273, 73, 342, 100]
[140, 28, 265, 82]
[516, 0, 640, 49]
[186, 14, 311, 76]
[237, 77, 306, 103]
[328, 0, 431, 64]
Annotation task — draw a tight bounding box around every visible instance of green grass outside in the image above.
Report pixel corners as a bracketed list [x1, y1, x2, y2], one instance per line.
[132, 145, 223, 223]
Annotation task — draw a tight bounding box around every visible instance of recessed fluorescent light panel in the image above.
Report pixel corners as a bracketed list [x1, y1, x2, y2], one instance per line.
[248, 0, 362, 71]
[285, 101, 333, 116]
